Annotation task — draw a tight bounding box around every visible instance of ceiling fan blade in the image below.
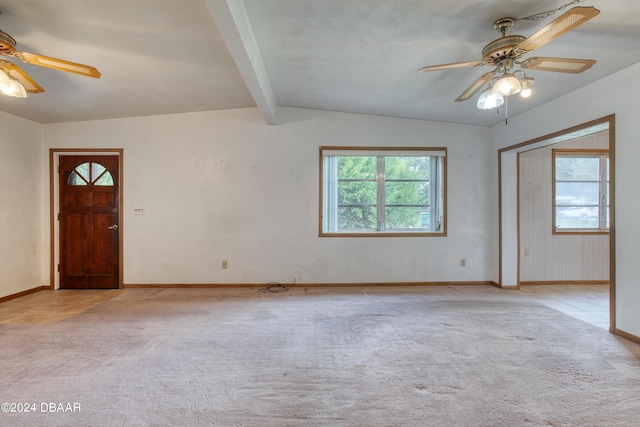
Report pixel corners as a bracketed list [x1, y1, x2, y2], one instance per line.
[10, 50, 101, 78]
[520, 57, 596, 74]
[515, 6, 600, 53]
[455, 69, 496, 102]
[0, 60, 44, 93]
[417, 60, 483, 73]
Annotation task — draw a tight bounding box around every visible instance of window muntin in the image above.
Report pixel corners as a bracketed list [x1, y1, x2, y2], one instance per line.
[321, 147, 446, 236]
[553, 150, 609, 232]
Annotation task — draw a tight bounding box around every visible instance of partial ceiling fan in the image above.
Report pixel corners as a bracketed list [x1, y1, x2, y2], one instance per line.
[0, 27, 100, 97]
[418, 5, 600, 106]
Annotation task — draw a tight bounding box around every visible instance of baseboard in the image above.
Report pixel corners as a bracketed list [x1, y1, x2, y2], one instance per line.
[124, 281, 496, 289]
[124, 283, 264, 289]
[0, 286, 50, 304]
[612, 328, 640, 345]
[519, 280, 610, 286]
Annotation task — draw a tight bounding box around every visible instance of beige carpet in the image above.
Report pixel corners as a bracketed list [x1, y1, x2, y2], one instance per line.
[1, 285, 639, 426]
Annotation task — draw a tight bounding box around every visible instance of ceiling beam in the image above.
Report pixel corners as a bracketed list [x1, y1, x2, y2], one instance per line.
[204, 0, 278, 125]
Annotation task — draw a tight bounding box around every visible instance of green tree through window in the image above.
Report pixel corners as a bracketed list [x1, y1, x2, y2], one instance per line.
[321, 147, 445, 236]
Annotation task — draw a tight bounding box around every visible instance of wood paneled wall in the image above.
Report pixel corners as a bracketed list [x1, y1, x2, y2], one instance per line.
[519, 131, 609, 282]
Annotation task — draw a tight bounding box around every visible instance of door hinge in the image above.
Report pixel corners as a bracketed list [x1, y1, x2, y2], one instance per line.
[57, 264, 60, 272]
[57, 165, 60, 173]
[57, 212, 60, 221]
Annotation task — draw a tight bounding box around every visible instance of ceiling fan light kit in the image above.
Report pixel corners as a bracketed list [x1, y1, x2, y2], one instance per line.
[417, 3, 600, 122]
[0, 69, 26, 98]
[493, 73, 522, 96]
[519, 76, 535, 98]
[477, 88, 504, 110]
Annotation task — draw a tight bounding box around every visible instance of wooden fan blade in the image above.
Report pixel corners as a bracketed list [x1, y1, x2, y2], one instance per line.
[0, 60, 44, 93]
[417, 60, 483, 73]
[515, 6, 600, 53]
[10, 50, 101, 78]
[520, 57, 596, 74]
[455, 70, 496, 102]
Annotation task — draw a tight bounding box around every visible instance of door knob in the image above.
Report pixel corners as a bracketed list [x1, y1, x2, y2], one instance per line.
[108, 224, 119, 230]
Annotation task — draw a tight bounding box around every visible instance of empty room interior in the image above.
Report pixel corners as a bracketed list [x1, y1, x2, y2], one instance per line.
[1, 1, 640, 425]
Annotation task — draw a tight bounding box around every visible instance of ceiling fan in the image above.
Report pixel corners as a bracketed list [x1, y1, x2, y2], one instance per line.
[0, 27, 100, 96]
[418, 5, 600, 104]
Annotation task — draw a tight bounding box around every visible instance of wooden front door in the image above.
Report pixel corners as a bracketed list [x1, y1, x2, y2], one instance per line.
[59, 155, 120, 289]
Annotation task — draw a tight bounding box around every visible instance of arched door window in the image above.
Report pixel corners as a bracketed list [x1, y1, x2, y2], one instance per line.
[67, 162, 114, 186]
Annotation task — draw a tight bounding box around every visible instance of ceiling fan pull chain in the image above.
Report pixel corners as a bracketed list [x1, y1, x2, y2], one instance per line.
[516, 0, 584, 22]
[505, 95, 508, 125]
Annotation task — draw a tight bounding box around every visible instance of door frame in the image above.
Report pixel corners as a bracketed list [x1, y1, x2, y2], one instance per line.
[49, 149, 124, 289]
[497, 114, 615, 331]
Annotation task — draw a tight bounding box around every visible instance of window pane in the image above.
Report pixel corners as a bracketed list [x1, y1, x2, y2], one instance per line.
[338, 206, 376, 230]
[386, 207, 424, 229]
[67, 171, 88, 186]
[335, 156, 377, 231]
[556, 206, 599, 229]
[555, 157, 599, 180]
[385, 181, 428, 206]
[385, 156, 430, 180]
[94, 172, 114, 186]
[338, 181, 376, 205]
[556, 182, 599, 205]
[75, 163, 90, 182]
[338, 156, 376, 179]
[91, 163, 106, 181]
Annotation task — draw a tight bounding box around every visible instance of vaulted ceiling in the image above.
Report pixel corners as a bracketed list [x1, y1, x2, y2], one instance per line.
[0, 0, 639, 126]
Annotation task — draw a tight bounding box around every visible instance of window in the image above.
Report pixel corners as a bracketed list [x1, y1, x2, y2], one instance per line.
[67, 162, 114, 186]
[320, 147, 446, 236]
[553, 150, 609, 232]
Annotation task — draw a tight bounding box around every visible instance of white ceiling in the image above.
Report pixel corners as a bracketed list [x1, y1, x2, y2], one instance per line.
[0, 0, 639, 126]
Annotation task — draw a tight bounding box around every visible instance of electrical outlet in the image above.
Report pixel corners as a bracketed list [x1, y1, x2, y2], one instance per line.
[292, 275, 298, 284]
[460, 259, 466, 267]
[524, 248, 529, 257]
[222, 260, 228, 269]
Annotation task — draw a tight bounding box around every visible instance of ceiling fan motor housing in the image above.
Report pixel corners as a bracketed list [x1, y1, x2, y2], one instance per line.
[0, 29, 16, 53]
[482, 35, 526, 63]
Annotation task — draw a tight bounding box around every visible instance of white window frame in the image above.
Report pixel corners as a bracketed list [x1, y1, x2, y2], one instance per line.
[320, 146, 446, 237]
[553, 149, 609, 234]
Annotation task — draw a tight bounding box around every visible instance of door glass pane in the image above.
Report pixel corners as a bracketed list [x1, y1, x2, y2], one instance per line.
[76, 163, 90, 182]
[94, 172, 114, 186]
[92, 163, 106, 182]
[67, 170, 88, 186]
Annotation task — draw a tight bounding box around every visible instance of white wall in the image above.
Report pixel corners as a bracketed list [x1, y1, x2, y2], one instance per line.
[43, 107, 494, 286]
[492, 61, 640, 338]
[0, 111, 45, 299]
